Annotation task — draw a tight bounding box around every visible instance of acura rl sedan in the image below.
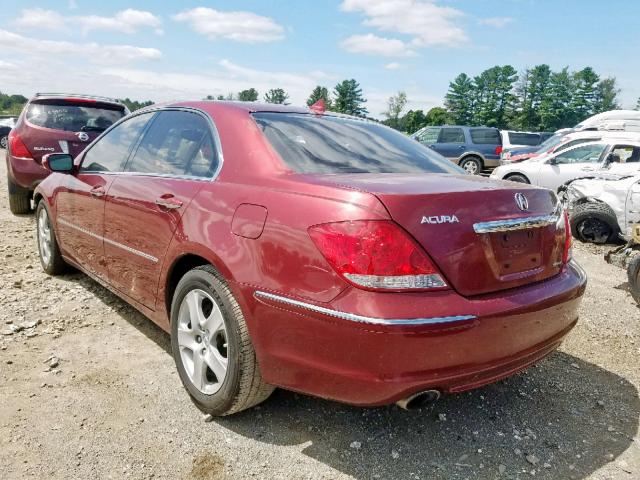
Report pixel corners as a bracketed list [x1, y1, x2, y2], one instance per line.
[33, 101, 586, 415]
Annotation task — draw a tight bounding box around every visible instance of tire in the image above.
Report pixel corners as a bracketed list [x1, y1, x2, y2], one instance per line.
[459, 156, 483, 175]
[570, 202, 620, 244]
[8, 178, 31, 214]
[0, 135, 7, 149]
[505, 173, 530, 184]
[628, 255, 640, 305]
[170, 265, 274, 416]
[35, 201, 67, 275]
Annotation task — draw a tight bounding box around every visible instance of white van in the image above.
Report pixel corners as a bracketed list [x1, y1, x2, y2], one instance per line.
[575, 110, 640, 132]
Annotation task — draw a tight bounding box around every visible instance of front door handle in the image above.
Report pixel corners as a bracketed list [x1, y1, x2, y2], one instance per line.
[90, 187, 105, 197]
[155, 195, 183, 210]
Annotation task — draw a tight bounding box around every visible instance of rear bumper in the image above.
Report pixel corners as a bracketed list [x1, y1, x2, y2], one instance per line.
[6, 154, 48, 190]
[245, 260, 587, 406]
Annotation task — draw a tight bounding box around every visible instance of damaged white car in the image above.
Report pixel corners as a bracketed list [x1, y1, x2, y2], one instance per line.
[564, 174, 640, 243]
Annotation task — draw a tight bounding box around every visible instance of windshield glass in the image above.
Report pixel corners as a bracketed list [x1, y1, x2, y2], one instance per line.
[253, 112, 464, 174]
[535, 133, 565, 153]
[26, 101, 125, 132]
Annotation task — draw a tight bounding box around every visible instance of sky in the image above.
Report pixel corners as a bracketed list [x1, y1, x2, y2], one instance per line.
[0, 0, 638, 118]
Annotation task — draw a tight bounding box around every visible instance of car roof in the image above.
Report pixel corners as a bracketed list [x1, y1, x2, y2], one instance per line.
[29, 93, 125, 106]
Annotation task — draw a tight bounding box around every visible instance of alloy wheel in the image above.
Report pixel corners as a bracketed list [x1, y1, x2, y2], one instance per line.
[0, 136, 7, 149]
[463, 161, 479, 174]
[37, 208, 52, 266]
[177, 289, 229, 395]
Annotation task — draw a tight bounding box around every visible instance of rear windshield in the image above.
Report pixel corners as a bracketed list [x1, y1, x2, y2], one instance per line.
[253, 112, 463, 174]
[26, 100, 125, 132]
[507, 132, 541, 146]
[469, 128, 501, 144]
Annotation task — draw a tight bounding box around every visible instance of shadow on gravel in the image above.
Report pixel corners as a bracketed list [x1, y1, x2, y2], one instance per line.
[55, 273, 639, 479]
[217, 353, 639, 479]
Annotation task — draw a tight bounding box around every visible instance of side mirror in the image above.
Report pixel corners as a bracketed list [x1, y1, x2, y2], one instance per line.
[42, 153, 74, 173]
[547, 157, 558, 165]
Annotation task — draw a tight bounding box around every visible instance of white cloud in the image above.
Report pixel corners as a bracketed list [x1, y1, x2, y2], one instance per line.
[76, 9, 163, 35]
[340, 0, 468, 49]
[478, 17, 513, 28]
[13, 8, 162, 35]
[384, 62, 402, 70]
[12, 8, 66, 31]
[173, 7, 284, 43]
[0, 29, 161, 64]
[341, 34, 415, 57]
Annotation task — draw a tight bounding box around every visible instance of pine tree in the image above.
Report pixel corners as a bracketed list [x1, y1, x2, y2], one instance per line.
[514, 65, 551, 130]
[444, 73, 474, 125]
[539, 67, 573, 130]
[264, 88, 290, 105]
[594, 78, 620, 113]
[333, 79, 368, 116]
[569, 67, 600, 124]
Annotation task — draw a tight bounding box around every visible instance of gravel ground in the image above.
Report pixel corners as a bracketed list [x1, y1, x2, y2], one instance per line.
[0, 153, 639, 480]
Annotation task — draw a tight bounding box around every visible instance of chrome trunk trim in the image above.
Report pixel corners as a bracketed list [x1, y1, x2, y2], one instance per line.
[473, 214, 559, 234]
[254, 291, 476, 326]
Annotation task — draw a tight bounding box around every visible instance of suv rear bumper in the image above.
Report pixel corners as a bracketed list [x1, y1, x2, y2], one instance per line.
[246, 260, 587, 406]
[6, 154, 48, 190]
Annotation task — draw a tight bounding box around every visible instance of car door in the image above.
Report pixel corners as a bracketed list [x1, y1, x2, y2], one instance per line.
[605, 145, 640, 176]
[536, 143, 607, 191]
[435, 127, 466, 159]
[55, 113, 153, 279]
[103, 109, 219, 309]
[414, 127, 440, 150]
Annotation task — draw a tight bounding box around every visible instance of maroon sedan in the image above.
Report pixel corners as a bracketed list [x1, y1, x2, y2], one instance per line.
[33, 101, 586, 415]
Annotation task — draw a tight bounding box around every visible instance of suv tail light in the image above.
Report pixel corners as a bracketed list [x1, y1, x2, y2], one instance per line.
[495, 145, 503, 155]
[308, 220, 448, 291]
[8, 130, 33, 159]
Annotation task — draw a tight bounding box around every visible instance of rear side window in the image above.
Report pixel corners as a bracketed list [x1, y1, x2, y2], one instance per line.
[126, 110, 217, 178]
[81, 113, 152, 173]
[438, 128, 465, 143]
[26, 100, 125, 132]
[253, 112, 462, 174]
[508, 132, 541, 146]
[470, 128, 501, 144]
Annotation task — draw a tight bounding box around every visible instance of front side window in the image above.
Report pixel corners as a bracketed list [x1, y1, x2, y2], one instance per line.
[610, 145, 640, 163]
[552, 144, 606, 165]
[80, 113, 153, 173]
[26, 100, 125, 132]
[126, 110, 217, 177]
[415, 127, 439, 144]
[253, 112, 462, 174]
[438, 128, 465, 143]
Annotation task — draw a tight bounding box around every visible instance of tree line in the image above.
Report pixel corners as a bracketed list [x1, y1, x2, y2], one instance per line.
[390, 65, 625, 134]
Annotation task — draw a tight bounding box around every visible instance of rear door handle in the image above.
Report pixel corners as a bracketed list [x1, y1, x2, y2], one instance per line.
[90, 187, 105, 197]
[155, 195, 183, 210]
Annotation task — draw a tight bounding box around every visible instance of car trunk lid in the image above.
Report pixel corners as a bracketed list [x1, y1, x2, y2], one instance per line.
[303, 173, 564, 296]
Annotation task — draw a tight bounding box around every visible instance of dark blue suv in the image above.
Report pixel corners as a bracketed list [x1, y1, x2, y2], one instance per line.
[412, 126, 502, 174]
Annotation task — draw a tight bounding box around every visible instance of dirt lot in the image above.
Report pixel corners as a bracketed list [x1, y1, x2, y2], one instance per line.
[0, 154, 639, 480]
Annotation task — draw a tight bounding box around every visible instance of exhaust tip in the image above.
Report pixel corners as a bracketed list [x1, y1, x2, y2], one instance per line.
[396, 389, 441, 411]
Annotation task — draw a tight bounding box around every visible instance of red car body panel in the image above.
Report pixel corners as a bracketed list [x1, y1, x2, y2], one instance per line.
[34, 101, 587, 407]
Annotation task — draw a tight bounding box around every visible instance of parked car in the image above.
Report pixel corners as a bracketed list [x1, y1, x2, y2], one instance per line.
[501, 129, 572, 164]
[412, 125, 502, 174]
[501, 130, 547, 150]
[500, 130, 640, 165]
[491, 140, 640, 192]
[0, 117, 16, 149]
[564, 173, 640, 244]
[33, 101, 585, 415]
[575, 110, 640, 132]
[6, 93, 128, 214]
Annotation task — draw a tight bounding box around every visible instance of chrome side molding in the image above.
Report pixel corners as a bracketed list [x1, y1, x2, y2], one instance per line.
[254, 291, 476, 326]
[473, 214, 559, 234]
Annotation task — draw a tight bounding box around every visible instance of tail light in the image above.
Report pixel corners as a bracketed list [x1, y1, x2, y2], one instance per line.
[8, 131, 33, 159]
[308, 220, 448, 291]
[555, 209, 572, 265]
[495, 145, 503, 155]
